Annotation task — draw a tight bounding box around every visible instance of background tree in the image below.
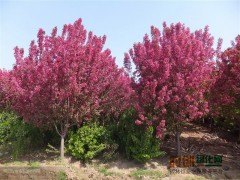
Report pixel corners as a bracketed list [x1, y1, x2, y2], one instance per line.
[0, 69, 11, 111]
[210, 35, 240, 142]
[124, 22, 221, 155]
[10, 19, 132, 159]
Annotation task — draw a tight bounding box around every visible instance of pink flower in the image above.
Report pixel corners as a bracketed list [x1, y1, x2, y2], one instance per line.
[185, 95, 191, 102]
[138, 114, 145, 121]
[135, 120, 143, 125]
[160, 119, 165, 127]
[161, 108, 167, 114]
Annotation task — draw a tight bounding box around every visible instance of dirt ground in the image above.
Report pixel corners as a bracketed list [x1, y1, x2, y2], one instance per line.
[0, 122, 240, 180]
[161, 122, 240, 180]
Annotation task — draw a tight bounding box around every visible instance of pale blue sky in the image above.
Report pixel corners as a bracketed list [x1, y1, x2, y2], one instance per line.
[0, 0, 239, 70]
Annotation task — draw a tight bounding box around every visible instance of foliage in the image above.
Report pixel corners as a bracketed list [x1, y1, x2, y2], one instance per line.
[9, 18, 132, 158]
[125, 126, 164, 162]
[0, 111, 12, 144]
[0, 111, 44, 159]
[117, 109, 164, 162]
[67, 122, 110, 161]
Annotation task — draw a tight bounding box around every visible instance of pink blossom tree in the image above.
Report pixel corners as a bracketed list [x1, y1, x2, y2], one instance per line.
[10, 19, 132, 159]
[0, 69, 11, 111]
[0, 70, 6, 110]
[210, 35, 240, 142]
[124, 22, 221, 155]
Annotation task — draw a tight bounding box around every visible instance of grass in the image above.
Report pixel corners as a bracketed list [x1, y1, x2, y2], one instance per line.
[57, 170, 67, 180]
[130, 169, 165, 179]
[98, 166, 115, 176]
[185, 176, 206, 180]
[2, 160, 29, 167]
[94, 164, 121, 177]
[28, 161, 40, 169]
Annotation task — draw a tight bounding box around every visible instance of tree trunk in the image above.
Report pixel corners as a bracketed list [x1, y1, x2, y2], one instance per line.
[60, 135, 65, 160]
[176, 131, 181, 156]
[54, 123, 68, 160]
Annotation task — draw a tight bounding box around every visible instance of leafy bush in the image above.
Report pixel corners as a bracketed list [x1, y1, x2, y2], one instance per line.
[0, 111, 44, 159]
[0, 111, 12, 144]
[127, 126, 164, 162]
[67, 122, 109, 161]
[117, 109, 165, 162]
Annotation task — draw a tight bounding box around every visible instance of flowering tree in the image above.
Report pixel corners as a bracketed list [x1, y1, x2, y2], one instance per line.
[10, 19, 132, 159]
[211, 35, 240, 142]
[0, 70, 5, 110]
[124, 22, 221, 155]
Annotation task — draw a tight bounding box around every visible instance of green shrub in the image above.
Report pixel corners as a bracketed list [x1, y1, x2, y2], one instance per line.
[0, 111, 14, 144]
[117, 109, 165, 162]
[125, 126, 164, 162]
[67, 122, 109, 161]
[0, 111, 44, 159]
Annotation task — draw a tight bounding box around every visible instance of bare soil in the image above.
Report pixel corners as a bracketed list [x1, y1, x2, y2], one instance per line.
[0, 122, 240, 180]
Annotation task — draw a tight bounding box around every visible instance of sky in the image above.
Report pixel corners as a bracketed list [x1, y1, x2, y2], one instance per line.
[0, 0, 239, 70]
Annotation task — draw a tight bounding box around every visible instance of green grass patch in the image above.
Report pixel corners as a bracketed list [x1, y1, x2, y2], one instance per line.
[28, 161, 40, 169]
[57, 170, 67, 180]
[98, 166, 115, 176]
[94, 164, 121, 177]
[131, 169, 165, 179]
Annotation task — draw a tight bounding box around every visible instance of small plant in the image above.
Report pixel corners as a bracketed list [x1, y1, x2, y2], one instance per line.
[67, 122, 109, 161]
[57, 170, 67, 180]
[29, 161, 40, 169]
[130, 169, 165, 179]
